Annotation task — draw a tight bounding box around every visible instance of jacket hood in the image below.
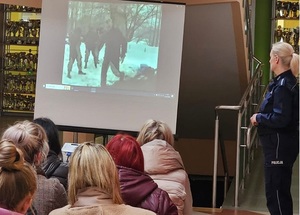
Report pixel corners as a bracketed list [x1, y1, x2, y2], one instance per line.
[141, 139, 184, 174]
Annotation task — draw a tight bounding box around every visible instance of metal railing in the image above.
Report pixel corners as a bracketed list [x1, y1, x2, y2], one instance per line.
[212, 56, 266, 208]
[211, 0, 266, 208]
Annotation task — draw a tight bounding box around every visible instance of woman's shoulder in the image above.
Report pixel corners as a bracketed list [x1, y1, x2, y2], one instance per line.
[50, 205, 104, 215]
[37, 174, 64, 188]
[104, 204, 156, 215]
[36, 174, 67, 201]
[50, 204, 156, 215]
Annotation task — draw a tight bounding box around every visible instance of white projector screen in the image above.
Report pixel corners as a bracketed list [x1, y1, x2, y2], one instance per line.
[34, 0, 185, 134]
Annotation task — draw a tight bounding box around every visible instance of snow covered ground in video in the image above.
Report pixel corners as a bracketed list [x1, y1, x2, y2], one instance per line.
[61, 41, 159, 88]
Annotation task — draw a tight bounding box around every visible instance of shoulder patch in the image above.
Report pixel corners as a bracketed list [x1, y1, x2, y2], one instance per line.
[279, 78, 286, 86]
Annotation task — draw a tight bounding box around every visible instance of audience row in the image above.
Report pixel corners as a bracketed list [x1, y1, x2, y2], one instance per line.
[0, 118, 193, 215]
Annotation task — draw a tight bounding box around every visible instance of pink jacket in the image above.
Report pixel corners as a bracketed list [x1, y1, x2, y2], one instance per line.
[0, 208, 23, 215]
[141, 139, 193, 215]
[49, 187, 155, 215]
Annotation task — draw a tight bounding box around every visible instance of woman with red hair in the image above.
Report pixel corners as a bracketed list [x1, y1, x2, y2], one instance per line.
[106, 134, 178, 215]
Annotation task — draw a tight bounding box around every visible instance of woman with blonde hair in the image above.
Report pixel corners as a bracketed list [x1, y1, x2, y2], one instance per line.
[137, 119, 193, 215]
[1, 120, 67, 215]
[251, 42, 299, 215]
[0, 139, 37, 215]
[50, 142, 155, 215]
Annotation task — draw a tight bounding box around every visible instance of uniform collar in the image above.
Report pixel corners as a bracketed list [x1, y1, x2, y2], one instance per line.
[274, 69, 292, 81]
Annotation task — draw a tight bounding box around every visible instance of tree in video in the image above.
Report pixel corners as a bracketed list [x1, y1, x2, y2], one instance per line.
[62, 1, 162, 91]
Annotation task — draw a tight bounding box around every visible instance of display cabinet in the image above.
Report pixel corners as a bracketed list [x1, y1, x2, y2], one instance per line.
[273, 0, 299, 53]
[1, 4, 41, 115]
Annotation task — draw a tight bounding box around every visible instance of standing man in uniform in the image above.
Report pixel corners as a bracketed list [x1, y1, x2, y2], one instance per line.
[67, 27, 86, 79]
[98, 19, 126, 87]
[83, 26, 100, 69]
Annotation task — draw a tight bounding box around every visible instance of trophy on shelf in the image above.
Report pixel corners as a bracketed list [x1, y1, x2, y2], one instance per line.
[4, 53, 12, 70]
[15, 20, 24, 45]
[30, 28, 38, 44]
[18, 52, 26, 71]
[4, 73, 13, 92]
[275, 25, 283, 42]
[282, 28, 293, 44]
[285, 29, 293, 44]
[6, 5, 17, 12]
[25, 49, 35, 73]
[5, 20, 16, 44]
[283, 1, 292, 18]
[9, 54, 18, 71]
[17, 5, 28, 12]
[291, 2, 299, 19]
[276, 1, 283, 18]
[29, 20, 40, 45]
[22, 21, 31, 44]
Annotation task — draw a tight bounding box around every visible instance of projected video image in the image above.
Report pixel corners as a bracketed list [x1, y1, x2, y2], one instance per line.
[62, 1, 161, 91]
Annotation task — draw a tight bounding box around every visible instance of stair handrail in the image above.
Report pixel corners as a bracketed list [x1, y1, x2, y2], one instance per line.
[212, 56, 265, 208]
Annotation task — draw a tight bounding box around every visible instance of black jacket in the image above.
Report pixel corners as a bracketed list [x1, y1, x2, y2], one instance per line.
[42, 150, 69, 190]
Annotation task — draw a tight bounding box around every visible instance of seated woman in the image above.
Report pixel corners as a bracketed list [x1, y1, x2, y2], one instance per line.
[137, 119, 193, 215]
[1, 120, 68, 215]
[0, 139, 37, 215]
[49, 142, 155, 215]
[106, 134, 178, 215]
[34, 117, 68, 190]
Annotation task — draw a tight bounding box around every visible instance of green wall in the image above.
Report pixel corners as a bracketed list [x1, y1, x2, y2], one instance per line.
[254, 0, 272, 84]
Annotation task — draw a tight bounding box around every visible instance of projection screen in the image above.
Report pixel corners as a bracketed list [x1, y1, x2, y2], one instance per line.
[34, 0, 185, 134]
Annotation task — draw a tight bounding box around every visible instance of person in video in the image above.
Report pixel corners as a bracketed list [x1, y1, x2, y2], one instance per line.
[67, 27, 85, 79]
[83, 26, 100, 69]
[99, 19, 127, 87]
[250, 42, 299, 215]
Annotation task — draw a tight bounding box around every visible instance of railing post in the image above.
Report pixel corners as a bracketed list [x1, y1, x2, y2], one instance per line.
[234, 110, 242, 207]
[212, 114, 219, 208]
[73, 132, 78, 143]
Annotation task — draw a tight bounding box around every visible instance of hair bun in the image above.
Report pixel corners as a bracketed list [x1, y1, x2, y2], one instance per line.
[0, 139, 24, 171]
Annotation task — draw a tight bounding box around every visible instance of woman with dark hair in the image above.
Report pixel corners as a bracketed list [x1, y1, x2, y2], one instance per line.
[106, 134, 178, 215]
[33, 117, 68, 190]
